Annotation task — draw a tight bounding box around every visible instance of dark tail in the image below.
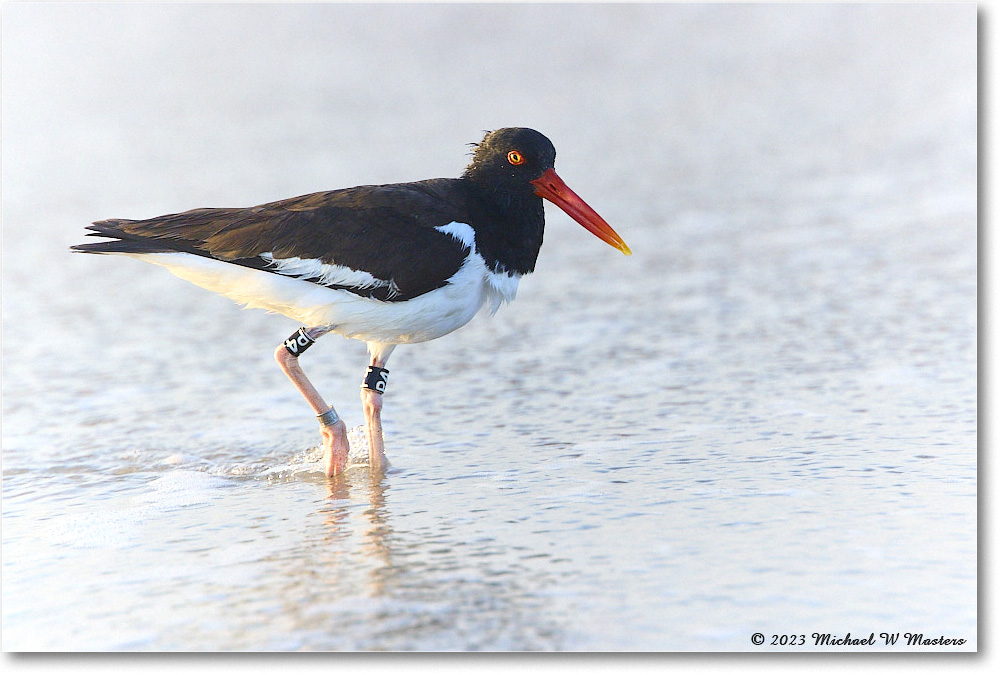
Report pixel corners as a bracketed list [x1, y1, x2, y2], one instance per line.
[71, 219, 186, 255]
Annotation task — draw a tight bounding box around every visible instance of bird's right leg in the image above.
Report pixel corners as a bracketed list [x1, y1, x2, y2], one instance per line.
[361, 343, 396, 473]
[274, 326, 349, 477]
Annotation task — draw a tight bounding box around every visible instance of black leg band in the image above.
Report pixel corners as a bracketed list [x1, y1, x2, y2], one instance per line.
[283, 327, 316, 356]
[362, 366, 390, 394]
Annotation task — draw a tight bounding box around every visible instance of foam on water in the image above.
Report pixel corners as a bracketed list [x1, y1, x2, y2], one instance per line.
[41, 470, 232, 550]
[230, 425, 375, 480]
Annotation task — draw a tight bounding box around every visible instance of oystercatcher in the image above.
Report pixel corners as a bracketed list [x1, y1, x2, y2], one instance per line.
[72, 128, 630, 476]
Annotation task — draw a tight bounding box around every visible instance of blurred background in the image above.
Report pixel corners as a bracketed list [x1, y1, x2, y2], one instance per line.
[2, 2, 979, 653]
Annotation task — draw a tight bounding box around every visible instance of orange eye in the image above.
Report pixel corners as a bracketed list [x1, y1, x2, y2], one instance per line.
[507, 150, 525, 166]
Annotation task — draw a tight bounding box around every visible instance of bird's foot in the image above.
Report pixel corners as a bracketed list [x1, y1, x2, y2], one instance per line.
[361, 389, 388, 473]
[366, 421, 388, 473]
[321, 419, 350, 477]
[368, 437, 388, 473]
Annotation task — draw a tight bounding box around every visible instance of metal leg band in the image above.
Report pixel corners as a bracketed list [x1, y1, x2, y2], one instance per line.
[317, 406, 340, 427]
[362, 366, 390, 394]
[283, 327, 315, 356]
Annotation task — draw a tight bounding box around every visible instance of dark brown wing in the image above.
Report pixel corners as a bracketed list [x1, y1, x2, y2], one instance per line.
[74, 179, 476, 302]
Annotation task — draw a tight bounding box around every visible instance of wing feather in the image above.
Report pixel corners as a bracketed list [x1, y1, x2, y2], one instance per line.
[74, 179, 475, 302]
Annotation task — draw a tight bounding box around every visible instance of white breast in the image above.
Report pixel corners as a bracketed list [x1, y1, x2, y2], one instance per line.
[129, 221, 521, 345]
[436, 221, 521, 315]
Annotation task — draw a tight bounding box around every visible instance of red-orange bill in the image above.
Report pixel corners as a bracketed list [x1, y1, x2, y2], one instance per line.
[530, 168, 631, 256]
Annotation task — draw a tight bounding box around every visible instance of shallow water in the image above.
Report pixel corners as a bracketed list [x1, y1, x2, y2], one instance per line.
[2, 4, 977, 651]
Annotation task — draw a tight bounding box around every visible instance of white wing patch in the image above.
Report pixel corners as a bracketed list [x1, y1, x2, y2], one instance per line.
[260, 253, 399, 298]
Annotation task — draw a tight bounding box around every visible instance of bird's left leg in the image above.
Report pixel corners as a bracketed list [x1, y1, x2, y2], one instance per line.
[361, 343, 396, 472]
[274, 326, 349, 477]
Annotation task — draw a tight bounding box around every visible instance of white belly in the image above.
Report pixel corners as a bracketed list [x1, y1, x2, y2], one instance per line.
[133, 250, 519, 345]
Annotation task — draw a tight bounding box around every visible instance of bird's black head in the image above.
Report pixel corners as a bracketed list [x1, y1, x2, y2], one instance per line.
[460, 127, 631, 272]
[463, 128, 556, 193]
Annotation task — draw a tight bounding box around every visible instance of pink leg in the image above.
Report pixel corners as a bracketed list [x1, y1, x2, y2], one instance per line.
[362, 343, 396, 472]
[273, 328, 348, 477]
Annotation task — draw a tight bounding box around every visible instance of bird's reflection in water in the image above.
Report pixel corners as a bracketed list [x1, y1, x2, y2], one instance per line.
[316, 463, 392, 597]
[303, 459, 569, 649]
